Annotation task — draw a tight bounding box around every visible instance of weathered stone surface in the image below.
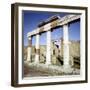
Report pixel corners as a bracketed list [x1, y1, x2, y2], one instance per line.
[39, 54, 46, 63]
[69, 56, 74, 67]
[51, 41, 59, 57]
[40, 45, 46, 63]
[51, 55, 57, 65]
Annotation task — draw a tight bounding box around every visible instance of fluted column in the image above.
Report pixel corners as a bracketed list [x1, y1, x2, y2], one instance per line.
[27, 37, 32, 62]
[35, 34, 40, 64]
[46, 30, 51, 65]
[63, 24, 70, 70]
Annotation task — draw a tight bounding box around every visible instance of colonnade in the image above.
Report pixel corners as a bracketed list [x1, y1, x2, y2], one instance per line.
[27, 24, 70, 69]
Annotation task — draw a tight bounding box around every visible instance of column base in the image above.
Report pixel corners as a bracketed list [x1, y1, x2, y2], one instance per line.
[63, 65, 73, 73]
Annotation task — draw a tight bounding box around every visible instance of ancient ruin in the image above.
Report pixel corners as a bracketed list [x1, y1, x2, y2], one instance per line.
[25, 14, 80, 75]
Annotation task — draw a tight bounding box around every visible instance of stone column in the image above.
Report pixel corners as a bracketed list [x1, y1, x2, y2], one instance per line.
[46, 30, 51, 65]
[63, 24, 70, 71]
[35, 34, 40, 64]
[27, 37, 32, 62]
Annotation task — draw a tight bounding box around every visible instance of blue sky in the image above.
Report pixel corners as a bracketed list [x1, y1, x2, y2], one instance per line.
[23, 11, 80, 46]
